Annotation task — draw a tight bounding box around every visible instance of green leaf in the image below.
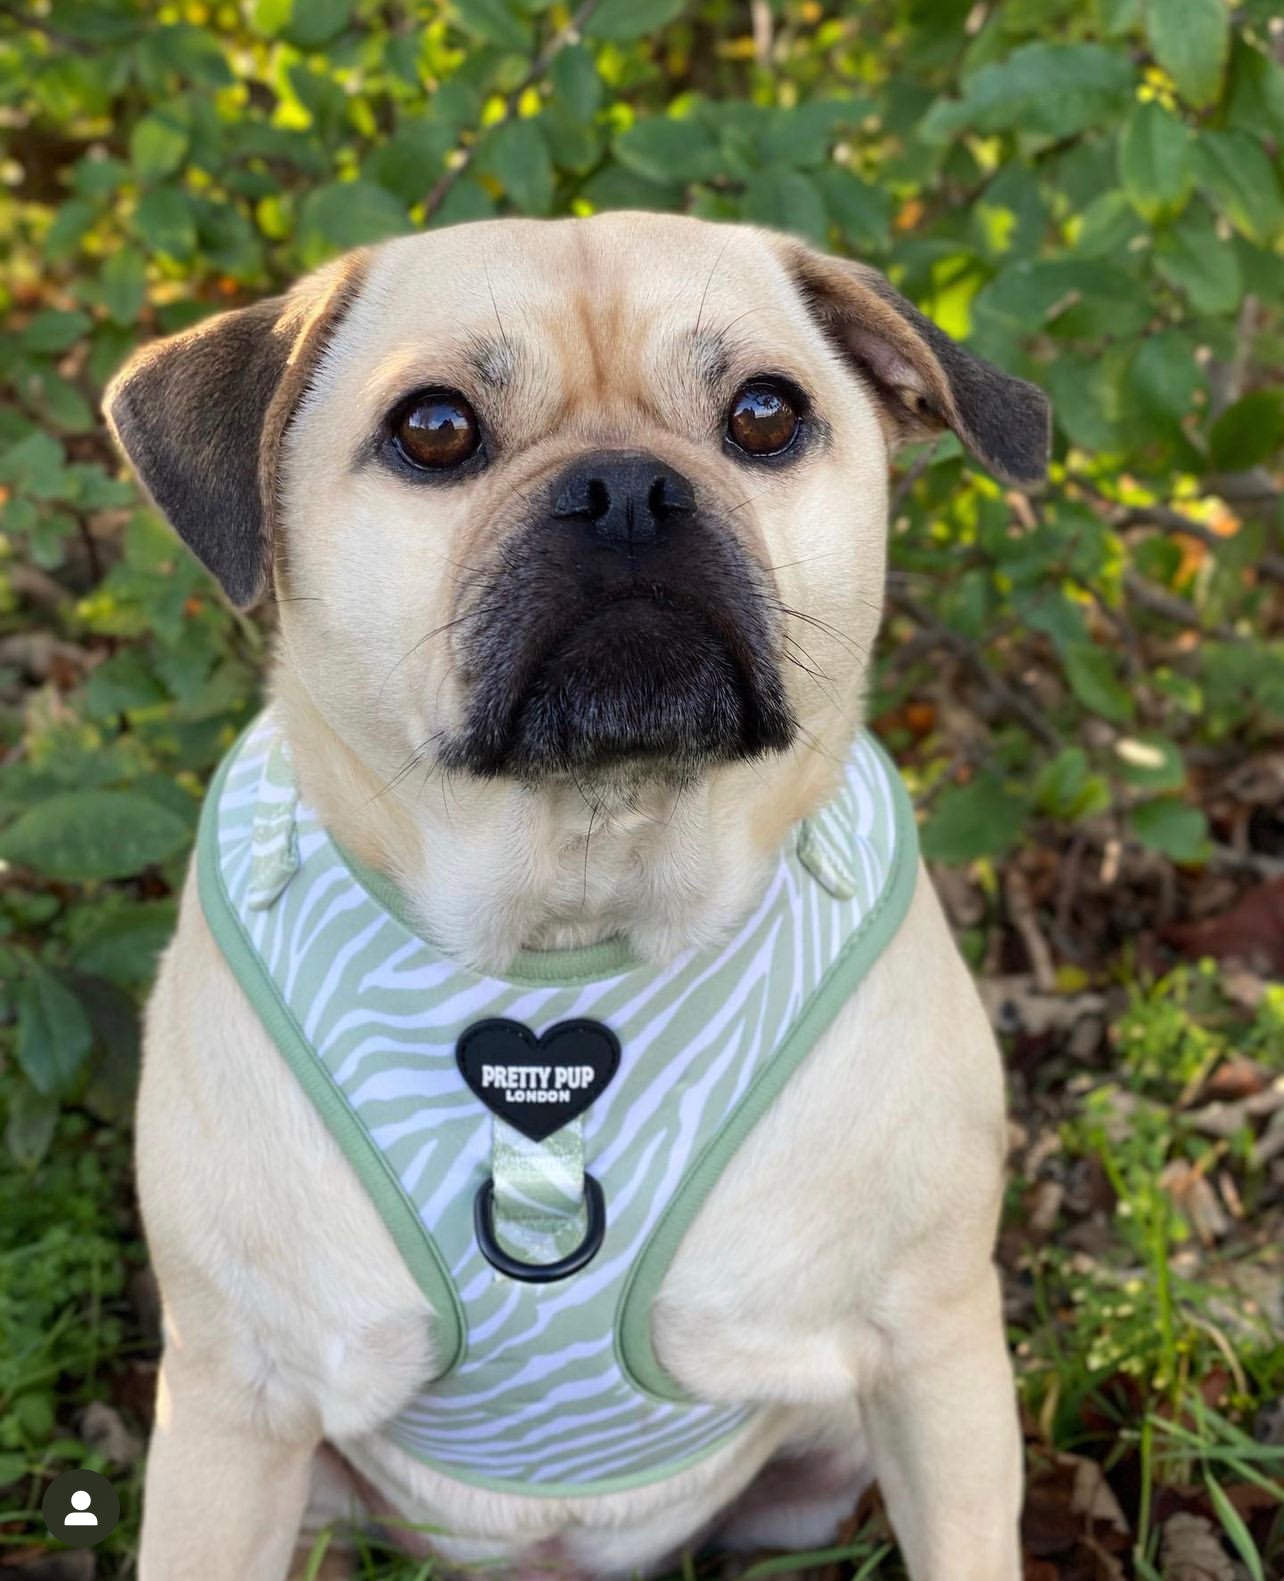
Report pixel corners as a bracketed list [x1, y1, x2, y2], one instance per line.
[1035, 748, 1112, 820]
[135, 187, 198, 259]
[921, 777, 1027, 864]
[71, 903, 177, 987]
[1154, 206, 1242, 314]
[14, 965, 93, 1098]
[455, 0, 532, 52]
[0, 432, 68, 495]
[1226, 39, 1284, 139]
[974, 259, 1151, 338]
[129, 113, 189, 181]
[368, 121, 455, 205]
[1193, 132, 1284, 246]
[588, 0, 687, 41]
[1129, 798, 1210, 861]
[100, 247, 148, 324]
[550, 43, 601, 121]
[4, 1082, 59, 1168]
[614, 116, 721, 185]
[921, 45, 1133, 142]
[481, 118, 555, 215]
[740, 166, 827, 243]
[1128, 330, 1204, 428]
[1118, 101, 1191, 219]
[298, 181, 411, 259]
[1147, 0, 1230, 108]
[20, 309, 92, 355]
[1208, 391, 1284, 472]
[1205, 1472, 1265, 1581]
[0, 790, 192, 881]
[283, 0, 353, 48]
[250, 0, 293, 34]
[1063, 643, 1134, 723]
[815, 167, 891, 251]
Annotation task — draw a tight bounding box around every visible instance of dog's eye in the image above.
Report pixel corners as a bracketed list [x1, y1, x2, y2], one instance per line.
[726, 380, 802, 457]
[392, 390, 480, 470]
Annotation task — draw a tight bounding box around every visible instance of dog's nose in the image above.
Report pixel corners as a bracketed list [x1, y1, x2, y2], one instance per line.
[550, 452, 697, 548]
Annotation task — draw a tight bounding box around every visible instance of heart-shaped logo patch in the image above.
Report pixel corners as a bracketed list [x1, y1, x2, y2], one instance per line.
[456, 1018, 621, 1143]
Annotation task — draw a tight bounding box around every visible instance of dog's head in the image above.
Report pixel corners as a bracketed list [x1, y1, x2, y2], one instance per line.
[105, 215, 1048, 794]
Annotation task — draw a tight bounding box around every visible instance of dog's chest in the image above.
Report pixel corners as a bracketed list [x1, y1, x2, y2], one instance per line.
[197, 710, 919, 1496]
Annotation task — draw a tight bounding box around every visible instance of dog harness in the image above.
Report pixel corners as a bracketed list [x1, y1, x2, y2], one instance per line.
[197, 710, 918, 1496]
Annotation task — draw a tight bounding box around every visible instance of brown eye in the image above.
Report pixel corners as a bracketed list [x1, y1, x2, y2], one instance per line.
[393, 390, 480, 470]
[726, 380, 803, 457]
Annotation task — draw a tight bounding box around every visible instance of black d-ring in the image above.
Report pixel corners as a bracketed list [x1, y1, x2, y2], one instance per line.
[473, 1173, 606, 1283]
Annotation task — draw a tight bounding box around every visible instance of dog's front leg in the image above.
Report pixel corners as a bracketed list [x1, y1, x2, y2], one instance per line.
[861, 1271, 1022, 1581]
[139, 1341, 319, 1581]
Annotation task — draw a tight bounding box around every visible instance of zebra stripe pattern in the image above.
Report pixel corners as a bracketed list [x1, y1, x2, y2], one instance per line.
[203, 711, 912, 1494]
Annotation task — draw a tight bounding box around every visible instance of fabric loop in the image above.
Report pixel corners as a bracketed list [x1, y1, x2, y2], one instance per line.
[490, 1117, 588, 1265]
[247, 733, 301, 909]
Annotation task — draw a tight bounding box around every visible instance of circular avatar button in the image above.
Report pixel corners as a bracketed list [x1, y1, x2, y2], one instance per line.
[41, 1469, 120, 1549]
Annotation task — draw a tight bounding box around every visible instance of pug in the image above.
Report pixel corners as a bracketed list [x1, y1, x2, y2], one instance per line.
[104, 213, 1049, 1581]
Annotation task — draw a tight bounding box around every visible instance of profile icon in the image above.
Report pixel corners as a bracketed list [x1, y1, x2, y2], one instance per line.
[65, 1489, 98, 1526]
[41, 1469, 119, 1549]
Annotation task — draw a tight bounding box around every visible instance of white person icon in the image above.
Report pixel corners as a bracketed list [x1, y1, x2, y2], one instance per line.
[65, 1489, 97, 1526]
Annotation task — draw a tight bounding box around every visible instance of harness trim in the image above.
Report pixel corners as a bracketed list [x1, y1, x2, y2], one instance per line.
[196, 740, 468, 1375]
[615, 738, 919, 1400]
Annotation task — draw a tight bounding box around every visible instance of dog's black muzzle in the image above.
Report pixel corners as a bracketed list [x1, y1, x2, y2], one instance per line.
[441, 450, 795, 780]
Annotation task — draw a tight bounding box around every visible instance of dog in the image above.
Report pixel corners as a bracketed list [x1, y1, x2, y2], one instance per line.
[104, 212, 1049, 1581]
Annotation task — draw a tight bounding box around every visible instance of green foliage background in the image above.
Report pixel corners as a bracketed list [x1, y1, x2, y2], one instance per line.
[0, 0, 1282, 1575]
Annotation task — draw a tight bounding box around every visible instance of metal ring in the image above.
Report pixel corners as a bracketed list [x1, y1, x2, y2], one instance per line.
[473, 1173, 606, 1283]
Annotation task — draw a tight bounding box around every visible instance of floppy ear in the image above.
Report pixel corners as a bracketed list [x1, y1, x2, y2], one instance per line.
[102, 252, 367, 608]
[778, 241, 1051, 488]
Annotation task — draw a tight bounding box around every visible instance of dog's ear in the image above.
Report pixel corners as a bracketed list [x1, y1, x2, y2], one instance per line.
[103, 252, 367, 608]
[778, 240, 1051, 488]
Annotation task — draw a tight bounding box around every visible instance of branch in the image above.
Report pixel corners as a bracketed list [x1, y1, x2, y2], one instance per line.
[1121, 570, 1242, 642]
[0, 3, 94, 52]
[422, 0, 601, 221]
[888, 583, 1062, 749]
[1070, 472, 1284, 584]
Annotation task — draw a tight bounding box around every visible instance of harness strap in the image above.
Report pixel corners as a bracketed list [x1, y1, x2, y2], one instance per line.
[490, 1117, 588, 1264]
[244, 723, 878, 1277]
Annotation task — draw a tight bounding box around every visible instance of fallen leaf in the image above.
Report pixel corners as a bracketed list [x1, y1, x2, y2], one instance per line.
[1159, 1510, 1236, 1580]
[1164, 878, 1284, 975]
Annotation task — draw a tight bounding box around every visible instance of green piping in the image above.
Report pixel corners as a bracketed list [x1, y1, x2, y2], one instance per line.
[614, 736, 920, 1402]
[195, 746, 467, 1377]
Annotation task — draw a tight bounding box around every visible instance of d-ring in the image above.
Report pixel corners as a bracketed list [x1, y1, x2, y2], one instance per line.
[473, 1173, 606, 1283]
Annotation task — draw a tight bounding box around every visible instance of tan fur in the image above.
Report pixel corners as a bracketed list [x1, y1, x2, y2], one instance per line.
[115, 215, 1026, 1580]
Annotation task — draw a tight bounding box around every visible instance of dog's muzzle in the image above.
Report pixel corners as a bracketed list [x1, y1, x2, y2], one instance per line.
[442, 449, 795, 779]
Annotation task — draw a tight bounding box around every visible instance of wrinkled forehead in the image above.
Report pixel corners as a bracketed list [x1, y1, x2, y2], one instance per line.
[313, 215, 828, 420]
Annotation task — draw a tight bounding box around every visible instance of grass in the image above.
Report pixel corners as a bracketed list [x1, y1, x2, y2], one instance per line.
[1, 965, 1282, 1578]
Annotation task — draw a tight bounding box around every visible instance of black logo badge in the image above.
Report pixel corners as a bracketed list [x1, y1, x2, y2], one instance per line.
[41, 1468, 120, 1549]
[457, 1018, 621, 1142]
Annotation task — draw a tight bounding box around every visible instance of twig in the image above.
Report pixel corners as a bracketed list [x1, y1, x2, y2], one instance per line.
[1004, 866, 1057, 991]
[889, 438, 942, 515]
[422, 0, 602, 221]
[0, 2, 94, 52]
[1121, 569, 1241, 642]
[1207, 843, 1284, 881]
[1070, 472, 1284, 583]
[888, 584, 1061, 748]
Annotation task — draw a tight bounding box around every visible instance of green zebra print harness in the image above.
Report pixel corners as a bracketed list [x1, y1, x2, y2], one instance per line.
[197, 710, 919, 1497]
